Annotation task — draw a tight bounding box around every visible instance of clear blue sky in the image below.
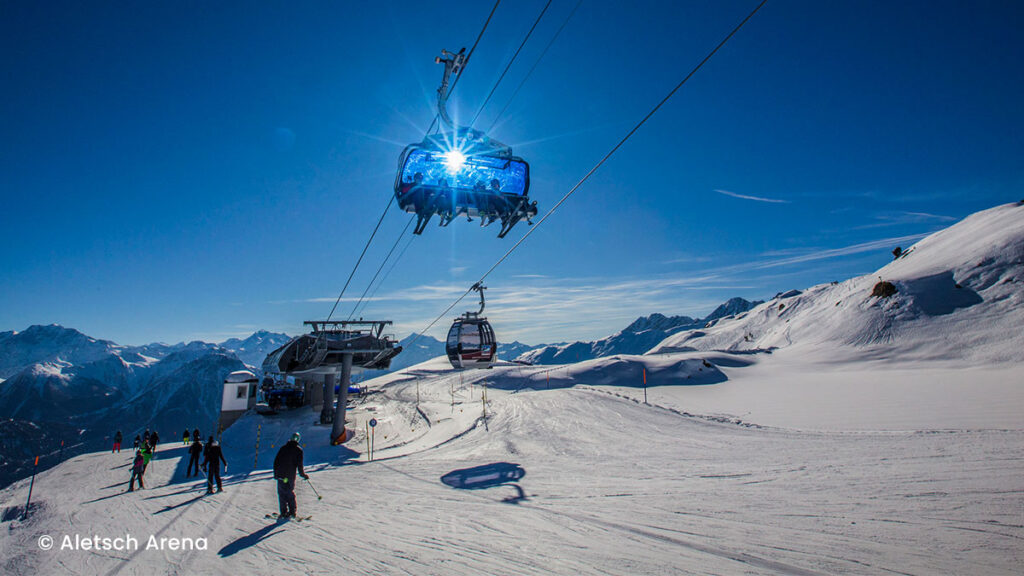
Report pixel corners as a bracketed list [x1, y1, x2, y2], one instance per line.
[2, 1, 1022, 345]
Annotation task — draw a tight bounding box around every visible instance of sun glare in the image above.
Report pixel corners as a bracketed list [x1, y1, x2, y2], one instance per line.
[443, 149, 466, 174]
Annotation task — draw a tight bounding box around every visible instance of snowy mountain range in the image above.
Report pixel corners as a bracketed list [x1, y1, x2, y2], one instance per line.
[518, 297, 762, 365]
[0, 328, 294, 489]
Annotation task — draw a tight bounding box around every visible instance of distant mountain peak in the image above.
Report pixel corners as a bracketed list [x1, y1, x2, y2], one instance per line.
[624, 313, 699, 334]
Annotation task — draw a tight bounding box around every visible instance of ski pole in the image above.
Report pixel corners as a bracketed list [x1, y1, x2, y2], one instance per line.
[305, 477, 322, 500]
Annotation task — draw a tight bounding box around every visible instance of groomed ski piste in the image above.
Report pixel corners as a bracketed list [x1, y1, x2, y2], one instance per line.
[1, 203, 1023, 575]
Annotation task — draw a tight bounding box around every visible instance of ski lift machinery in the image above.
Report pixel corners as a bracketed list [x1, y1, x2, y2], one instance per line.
[395, 48, 538, 238]
[447, 282, 497, 369]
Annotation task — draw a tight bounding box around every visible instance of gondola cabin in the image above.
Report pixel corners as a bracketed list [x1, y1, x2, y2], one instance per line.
[446, 316, 496, 369]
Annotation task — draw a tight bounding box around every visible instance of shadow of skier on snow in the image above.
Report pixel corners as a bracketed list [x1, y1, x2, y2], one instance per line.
[153, 493, 205, 515]
[218, 522, 284, 557]
[441, 462, 528, 504]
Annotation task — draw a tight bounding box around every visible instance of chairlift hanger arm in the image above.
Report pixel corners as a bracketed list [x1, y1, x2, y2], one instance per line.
[435, 47, 466, 129]
[471, 282, 486, 315]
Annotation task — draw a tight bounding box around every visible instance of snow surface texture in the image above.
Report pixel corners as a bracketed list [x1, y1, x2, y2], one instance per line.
[0, 354, 1021, 575]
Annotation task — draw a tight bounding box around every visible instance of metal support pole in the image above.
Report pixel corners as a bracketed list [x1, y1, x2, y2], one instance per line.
[321, 373, 335, 424]
[331, 354, 353, 444]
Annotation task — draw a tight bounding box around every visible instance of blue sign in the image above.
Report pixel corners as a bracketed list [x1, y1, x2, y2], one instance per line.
[369, 418, 378, 428]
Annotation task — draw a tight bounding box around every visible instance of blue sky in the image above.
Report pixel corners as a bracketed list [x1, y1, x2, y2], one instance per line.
[2, 1, 1022, 346]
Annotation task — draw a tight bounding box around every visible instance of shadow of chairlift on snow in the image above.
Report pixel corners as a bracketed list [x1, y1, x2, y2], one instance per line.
[440, 462, 527, 504]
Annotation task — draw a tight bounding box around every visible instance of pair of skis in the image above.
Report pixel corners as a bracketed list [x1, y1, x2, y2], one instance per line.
[265, 513, 312, 522]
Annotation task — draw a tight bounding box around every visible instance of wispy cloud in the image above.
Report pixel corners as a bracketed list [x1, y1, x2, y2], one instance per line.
[732, 233, 928, 271]
[851, 211, 957, 230]
[287, 233, 934, 344]
[714, 189, 790, 204]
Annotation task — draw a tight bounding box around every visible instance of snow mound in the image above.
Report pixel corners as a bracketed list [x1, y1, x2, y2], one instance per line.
[649, 202, 1024, 362]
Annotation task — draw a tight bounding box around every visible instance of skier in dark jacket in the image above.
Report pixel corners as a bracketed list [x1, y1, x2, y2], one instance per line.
[202, 439, 227, 494]
[150, 430, 160, 448]
[187, 438, 204, 477]
[128, 451, 145, 491]
[133, 435, 141, 450]
[273, 432, 308, 518]
[182, 429, 190, 445]
[113, 430, 123, 453]
[142, 430, 150, 446]
[193, 428, 200, 443]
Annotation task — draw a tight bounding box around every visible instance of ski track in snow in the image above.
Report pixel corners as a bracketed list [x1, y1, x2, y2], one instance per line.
[1, 355, 1022, 575]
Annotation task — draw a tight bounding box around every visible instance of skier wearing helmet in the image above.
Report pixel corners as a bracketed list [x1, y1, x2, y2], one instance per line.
[273, 432, 308, 518]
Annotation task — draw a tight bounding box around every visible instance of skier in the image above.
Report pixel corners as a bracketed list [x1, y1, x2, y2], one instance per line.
[202, 439, 227, 494]
[128, 450, 145, 491]
[192, 428, 200, 443]
[182, 429, 190, 445]
[140, 443, 153, 474]
[186, 438, 203, 477]
[112, 430, 123, 453]
[133, 435, 141, 450]
[273, 432, 308, 519]
[142, 429, 150, 446]
[150, 430, 160, 448]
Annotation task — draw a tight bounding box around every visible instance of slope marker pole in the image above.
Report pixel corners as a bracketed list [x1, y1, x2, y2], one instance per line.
[22, 456, 39, 520]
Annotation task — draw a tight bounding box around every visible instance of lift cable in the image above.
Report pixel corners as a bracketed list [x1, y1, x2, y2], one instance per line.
[469, 0, 554, 129]
[324, 194, 396, 322]
[486, 0, 583, 135]
[424, 0, 503, 136]
[346, 214, 416, 320]
[408, 0, 769, 345]
[335, 2, 503, 324]
[354, 230, 417, 320]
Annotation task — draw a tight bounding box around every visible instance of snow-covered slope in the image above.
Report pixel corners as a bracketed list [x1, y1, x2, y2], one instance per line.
[650, 202, 1024, 362]
[1, 356, 1020, 575]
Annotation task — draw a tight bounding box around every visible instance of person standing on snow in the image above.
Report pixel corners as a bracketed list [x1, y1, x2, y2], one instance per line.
[182, 429, 190, 445]
[133, 435, 141, 450]
[273, 432, 309, 518]
[193, 428, 200, 443]
[112, 430, 123, 453]
[202, 439, 227, 494]
[128, 450, 145, 491]
[187, 437, 203, 477]
[140, 443, 153, 474]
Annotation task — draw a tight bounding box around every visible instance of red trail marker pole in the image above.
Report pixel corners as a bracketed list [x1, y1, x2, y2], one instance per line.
[643, 368, 647, 404]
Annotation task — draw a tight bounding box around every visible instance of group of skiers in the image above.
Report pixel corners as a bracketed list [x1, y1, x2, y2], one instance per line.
[186, 434, 227, 494]
[116, 424, 312, 518]
[120, 426, 226, 494]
